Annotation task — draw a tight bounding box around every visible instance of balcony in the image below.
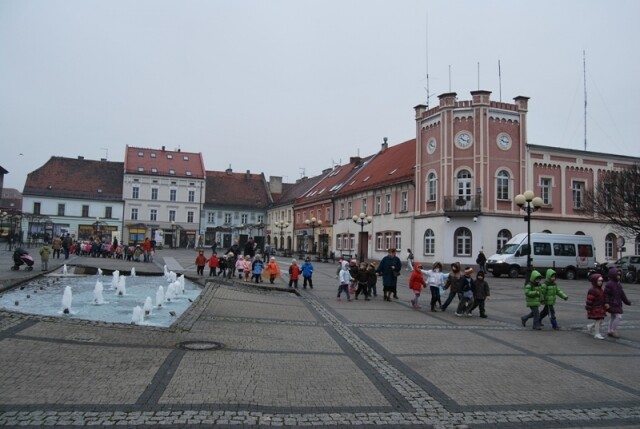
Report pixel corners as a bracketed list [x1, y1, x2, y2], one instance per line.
[443, 195, 482, 216]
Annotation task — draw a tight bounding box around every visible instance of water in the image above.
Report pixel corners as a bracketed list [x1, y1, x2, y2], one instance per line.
[0, 268, 202, 327]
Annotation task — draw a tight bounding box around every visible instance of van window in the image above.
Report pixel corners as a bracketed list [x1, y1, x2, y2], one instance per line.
[554, 243, 576, 257]
[578, 244, 593, 257]
[533, 242, 551, 256]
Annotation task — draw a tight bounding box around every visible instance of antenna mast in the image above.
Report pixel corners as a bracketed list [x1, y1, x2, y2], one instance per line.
[425, 10, 430, 108]
[583, 50, 587, 151]
[498, 60, 502, 102]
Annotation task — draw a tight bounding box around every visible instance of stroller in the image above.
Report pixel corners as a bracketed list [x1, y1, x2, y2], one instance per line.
[11, 248, 34, 271]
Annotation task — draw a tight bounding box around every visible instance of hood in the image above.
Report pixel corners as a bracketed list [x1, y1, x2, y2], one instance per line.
[608, 267, 619, 278]
[413, 262, 422, 272]
[341, 260, 349, 271]
[545, 269, 556, 281]
[529, 270, 543, 283]
[589, 273, 603, 286]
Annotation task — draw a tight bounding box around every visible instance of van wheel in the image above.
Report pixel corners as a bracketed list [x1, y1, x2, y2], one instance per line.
[565, 269, 576, 281]
[508, 266, 520, 278]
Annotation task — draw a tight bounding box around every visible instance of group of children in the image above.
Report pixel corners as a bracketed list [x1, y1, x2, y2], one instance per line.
[336, 259, 378, 301]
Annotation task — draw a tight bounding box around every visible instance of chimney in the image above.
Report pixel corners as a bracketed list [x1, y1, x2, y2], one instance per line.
[78, 156, 84, 160]
[245, 170, 251, 180]
[381, 137, 389, 151]
[225, 164, 233, 175]
[162, 146, 165, 151]
[350, 156, 362, 166]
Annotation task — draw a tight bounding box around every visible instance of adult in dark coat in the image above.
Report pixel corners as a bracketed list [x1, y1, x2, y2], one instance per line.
[375, 248, 402, 301]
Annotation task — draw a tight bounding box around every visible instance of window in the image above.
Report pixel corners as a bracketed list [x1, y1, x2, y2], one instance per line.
[151, 188, 158, 200]
[131, 208, 138, 220]
[33, 202, 41, 215]
[496, 170, 510, 200]
[553, 243, 576, 257]
[376, 233, 383, 250]
[605, 233, 615, 259]
[578, 244, 594, 258]
[169, 169, 175, 175]
[533, 242, 552, 256]
[424, 229, 435, 254]
[105, 207, 112, 219]
[57, 204, 65, 216]
[347, 201, 352, 218]
[428, 173, 437, 202]
[401, 191, 408, 212]
[339, 202, 345, 219]
[150, 209, 157, 221]
[132, 186, 139, 199]
[454, 227, 472, 256]
[362, 198, 368, 215]
[375, 195, 382, 214]
[395, 234, 401, 250]
[207, 212, 215, 223]
[82, 205, 89, 217]
[257, 215, 264, 223]
[224, 213, 232, 224]
[325, 207, 331, 222]
[188, 190, 195, 203]
[385, 233, 392, 251]
[241, 214, 248, 224]
[187, 211, 194, 223]
[540, 178, 552, 205]
[496, 229, 512, 253]
[572, 181, 585, 209]
[169, 210, 176, 222]
[170, 189, 177, 202]
[385, 194, 391, 213]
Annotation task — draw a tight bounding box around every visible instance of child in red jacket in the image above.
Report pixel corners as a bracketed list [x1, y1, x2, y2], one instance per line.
[195, 250, 207, 276]
[409, 262, 427, 309]
[288, 259, 301, 289]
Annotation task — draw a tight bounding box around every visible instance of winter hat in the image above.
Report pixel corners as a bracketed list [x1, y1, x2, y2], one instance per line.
[476, 271, 485, 278]
[464, 267, 474, 275]
[590, 273, 603, 285]
[292, 259, 297, 264]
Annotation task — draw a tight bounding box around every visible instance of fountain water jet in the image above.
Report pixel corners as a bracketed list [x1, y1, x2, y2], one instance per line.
[62, 286, 72, 314]
[93, 280, 106, 304]
[131, 306, 143, 324]
[143, 296, 153, 316]
[155, 286, 164, 308]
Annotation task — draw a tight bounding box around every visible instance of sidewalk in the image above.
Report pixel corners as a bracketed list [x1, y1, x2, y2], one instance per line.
[0, 248, 638, 428]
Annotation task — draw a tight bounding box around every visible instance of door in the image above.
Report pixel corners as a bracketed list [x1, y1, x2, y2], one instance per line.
[456, 170, 473, 210]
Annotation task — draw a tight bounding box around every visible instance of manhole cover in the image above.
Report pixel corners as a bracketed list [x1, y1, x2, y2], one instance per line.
[176, 341, 224, 351]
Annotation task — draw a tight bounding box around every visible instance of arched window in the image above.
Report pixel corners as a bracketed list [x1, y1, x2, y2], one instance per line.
[605, 233, 616, 260]
[427, 173, 437, 202]
[496, 170, 510, 200]
[454, 227, 472, 256]
[424, 229, 435, 255]
[456, 170, 472, 201]
[496, 229, 512, 253]
[575, 231, 585, 235]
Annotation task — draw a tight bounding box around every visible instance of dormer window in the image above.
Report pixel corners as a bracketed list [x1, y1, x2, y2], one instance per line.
[150, 153, 156, 158]
[186, 171, 192, 176]
[151, 168, 158, 173]
[183, 155, 189, 161]
[137, 167, 144, 172]
[169, 169, 175, 175]
[167, 154, 173, 159]
[137, 152, 144, 157]
[389, 168, 398, 175]
[363, 176, 370, 182]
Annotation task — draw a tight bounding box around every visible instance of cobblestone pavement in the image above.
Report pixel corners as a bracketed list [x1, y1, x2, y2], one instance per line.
[0, 248, 638, 428]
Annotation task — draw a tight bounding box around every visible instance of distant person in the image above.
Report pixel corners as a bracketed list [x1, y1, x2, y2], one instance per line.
[406, 249, 414, 271]
[376, 248, 401, 301]
[195, 250, 207, 276]
[39, 242, 51, 271]
[476, 250, 487, 273]
[52, 235, 62, 259]
[288, 259, 301, 289]
[208, 252, 219, 277]
[604, 267, 632, 338]
[301, 256, 314, 289]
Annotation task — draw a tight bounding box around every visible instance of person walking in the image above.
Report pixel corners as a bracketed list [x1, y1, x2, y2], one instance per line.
[604, 267, 632, 338]
[539, 269, 568, 330]
[301, 256, 314, 289]
[440, 262, 462, 311]
[409, 262, 426, 308]
[421, 261, 446, 312]
[406, 249, 414, 272]
[475, 250, 487, 273]
[376, 248, 402, 301]
[195, 250, 207, 276]
[337, 260, 353, 301]
[585, 273, 607, 340]
[456, 267, 475, 316]
[521, 270, 544, 330]
[468, 270, 490, 318]
[264, 257, 281, 284]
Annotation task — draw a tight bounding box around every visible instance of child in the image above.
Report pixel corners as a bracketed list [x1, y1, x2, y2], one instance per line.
[585, 273, 607, 340]
[367, 262, 378, 297]
[604, 267, 632, 338]
[337, 260, 352, 301]
[539, 269, 568, 329]
[348, 259, 359, 295]
[456, 267, 475, 316]
[354, 262, 371, 301]
[264, 257, 281, 284]
[301, 257, 314, 289]
[421, 261, 446, 312]
[521, 270, 544, 330]
[226, 252, 236, 279]
[208, 253, 219, 277]
[252, 255, 264, 283]
[409, 262, 426, 308]
[243, 255, 252, 281]
[288, 259, 301, 288]
[218, 255, 228, 277]
[441, 262, 461, 312]
[195, 250, 207, 276]
[39, 242, 51, 271]
[235, 255, 245, 279]
[468, 270, 490, 318]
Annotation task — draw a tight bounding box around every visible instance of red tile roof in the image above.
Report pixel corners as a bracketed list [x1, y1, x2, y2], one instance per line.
[23, 157, 124, 201]
[337, 139, 416, 196]
[272, 175, 326, 207]
[205, 170, 270, 208]
[124, 146, 205, 179]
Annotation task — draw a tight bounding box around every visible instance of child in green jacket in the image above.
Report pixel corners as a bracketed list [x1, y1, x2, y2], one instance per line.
[539, 269, 568, 330]
[521, 270, 544, 330]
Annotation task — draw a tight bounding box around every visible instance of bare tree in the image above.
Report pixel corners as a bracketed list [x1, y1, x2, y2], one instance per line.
[583, 163, 640, 237]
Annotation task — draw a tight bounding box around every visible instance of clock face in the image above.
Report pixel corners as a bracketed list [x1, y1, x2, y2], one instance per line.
[456, 132, 472, 149]
[427, 138, 437, 154]
[497, 133, 512, 149]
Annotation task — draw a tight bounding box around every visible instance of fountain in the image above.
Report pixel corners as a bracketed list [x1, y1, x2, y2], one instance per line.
[62, 264, 68, 276]
[0, 266, 202, 327]
[130, 267, 137, 277]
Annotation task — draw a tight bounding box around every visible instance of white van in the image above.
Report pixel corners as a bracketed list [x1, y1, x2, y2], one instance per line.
[486, 233, 595, 280]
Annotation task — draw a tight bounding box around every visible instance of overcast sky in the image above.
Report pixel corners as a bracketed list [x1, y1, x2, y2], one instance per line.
[1, 0, 639, 191]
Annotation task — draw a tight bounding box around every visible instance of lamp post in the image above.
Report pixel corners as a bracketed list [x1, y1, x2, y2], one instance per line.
[515, 190, 543, 283]
[171, 221, 177, 249]
[352, 212, 372, 262]
[275, 221, 289, 251]
[94, 217, 101, 240]
[304, 217, 322, 254]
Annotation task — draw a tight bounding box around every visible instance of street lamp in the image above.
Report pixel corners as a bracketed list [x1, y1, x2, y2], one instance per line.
[275, 221, 289, 251]
[94, 217, 101, 240]
[171, 221, 177, 249]
[304, 217, 322, 254]
[352, 212, 373, 262]
[515, 190, 543, 283]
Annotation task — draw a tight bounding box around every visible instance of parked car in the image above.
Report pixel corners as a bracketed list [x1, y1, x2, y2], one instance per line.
[612, 255, 640, 283]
